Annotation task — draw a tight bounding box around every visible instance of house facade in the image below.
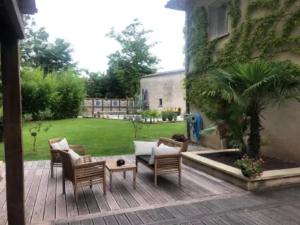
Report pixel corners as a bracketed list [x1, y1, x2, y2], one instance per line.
[140, 69, 186, 115]
[166, 0, 300, 162]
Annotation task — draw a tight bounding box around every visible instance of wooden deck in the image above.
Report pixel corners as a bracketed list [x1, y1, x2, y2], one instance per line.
[56, 186, 300, 225]
[0, 155, 244, 225]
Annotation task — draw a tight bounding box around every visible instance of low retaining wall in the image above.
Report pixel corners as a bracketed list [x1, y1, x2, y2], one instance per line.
[183, 150, 300, 191]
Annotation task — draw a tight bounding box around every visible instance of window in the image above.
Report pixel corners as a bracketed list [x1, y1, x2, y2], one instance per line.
[159, 98, 163, 107]
[208, 1, 229, 40]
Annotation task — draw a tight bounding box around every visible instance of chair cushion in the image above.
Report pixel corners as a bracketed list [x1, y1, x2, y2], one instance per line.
[148, 143, 180, 165]
[51, 138, 70, 150]
[68, 149, 82, 165]
[134, 141, 157, 156]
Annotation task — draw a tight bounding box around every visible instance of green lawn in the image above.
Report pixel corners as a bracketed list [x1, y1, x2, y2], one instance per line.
[0, 118, 186, 161]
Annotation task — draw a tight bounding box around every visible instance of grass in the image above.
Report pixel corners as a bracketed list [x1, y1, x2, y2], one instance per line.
[0, 118, 186, 161]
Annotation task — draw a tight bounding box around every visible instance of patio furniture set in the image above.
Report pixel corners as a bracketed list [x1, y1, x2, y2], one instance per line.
[48, 137, 188, 201]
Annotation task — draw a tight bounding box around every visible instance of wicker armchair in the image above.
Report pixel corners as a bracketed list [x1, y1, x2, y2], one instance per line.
[58, 150, 106, 201]
[136, 137, 188, 187]
[48, 138, 86, 178]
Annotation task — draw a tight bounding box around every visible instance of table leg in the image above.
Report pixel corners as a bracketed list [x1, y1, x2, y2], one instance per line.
[133, 169, 136, 189]
[123, 171, 126, 179]
[109, 171, 112, 192]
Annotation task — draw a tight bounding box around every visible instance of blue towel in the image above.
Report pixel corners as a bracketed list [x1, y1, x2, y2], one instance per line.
[192, 113, 203, 143]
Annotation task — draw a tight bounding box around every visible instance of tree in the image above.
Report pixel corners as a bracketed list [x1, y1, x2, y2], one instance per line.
[106, 19, 159, 97]
[21, 67, 55, 120]
[50, 70, 86, 119]
[85, 71, 125, 98]
[21, 16, 76, 73]
[191, 59, 300, 157]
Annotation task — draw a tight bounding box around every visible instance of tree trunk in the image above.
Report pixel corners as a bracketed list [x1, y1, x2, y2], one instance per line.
[247, 105, 261, 158]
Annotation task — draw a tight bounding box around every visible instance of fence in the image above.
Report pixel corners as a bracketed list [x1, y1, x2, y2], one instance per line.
[82, 98, 139, 117]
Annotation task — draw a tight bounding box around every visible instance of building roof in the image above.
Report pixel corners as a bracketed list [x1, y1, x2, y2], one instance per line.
[165, 0, 186, 11]
[18, 0, 38, 14]
[142, 69, 185, 79]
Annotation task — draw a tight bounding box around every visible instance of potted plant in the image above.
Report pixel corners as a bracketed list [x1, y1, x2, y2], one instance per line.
[235, 155, 264, 178]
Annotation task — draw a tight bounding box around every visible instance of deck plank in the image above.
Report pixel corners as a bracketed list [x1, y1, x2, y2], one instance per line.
[25, 168, 43, 224]
[44, 168, 58, 221]
[91, 184, 110, 212]
[125, 212, 144, 225]
[83, 187, 100, 214]
[115, 213, 131, 225]
[65, 181, 79, 218]
[103, 215, 119, 225]
[31, 169, 50, 224]
[115, 172, 149, 207]
[56, 169, 67, 220]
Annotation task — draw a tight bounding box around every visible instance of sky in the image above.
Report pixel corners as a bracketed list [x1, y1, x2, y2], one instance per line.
[33, 0, 186, 73]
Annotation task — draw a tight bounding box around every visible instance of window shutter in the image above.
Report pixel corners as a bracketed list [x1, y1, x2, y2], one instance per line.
[208, 2, 229, 39]
[218, 4, 228, 36]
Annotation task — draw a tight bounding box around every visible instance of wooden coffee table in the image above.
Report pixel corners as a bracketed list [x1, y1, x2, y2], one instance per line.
[105, 160, 136, 191]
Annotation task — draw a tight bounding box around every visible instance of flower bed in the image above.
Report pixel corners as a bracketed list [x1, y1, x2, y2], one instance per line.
[182, 149, 300, 191]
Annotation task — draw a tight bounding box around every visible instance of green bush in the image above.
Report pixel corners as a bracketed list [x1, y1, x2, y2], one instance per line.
[235, 155, 263, 178]
[141, 109, 160, 123]
[21, 67, 86, 120]
[50, 70, 86, 119]
[162, 111, 177, 122]
[22, 67, 55, 120]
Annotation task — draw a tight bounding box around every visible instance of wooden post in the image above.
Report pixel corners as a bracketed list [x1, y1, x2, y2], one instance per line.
[91, 98, 95, 117]
[1, 39, 25, 225]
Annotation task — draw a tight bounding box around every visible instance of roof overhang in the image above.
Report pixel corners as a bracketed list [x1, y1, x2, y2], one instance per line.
[18, 0, 37, 14]
[0, 0, 37, 40]
[165, 0, 187, 11]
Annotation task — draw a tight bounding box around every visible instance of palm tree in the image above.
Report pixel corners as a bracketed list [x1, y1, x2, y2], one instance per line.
[195, 59, 300, 157]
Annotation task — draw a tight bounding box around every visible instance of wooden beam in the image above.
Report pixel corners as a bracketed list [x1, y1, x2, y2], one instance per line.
[2, 0, 24, 39]
[1, 38, 25, 225]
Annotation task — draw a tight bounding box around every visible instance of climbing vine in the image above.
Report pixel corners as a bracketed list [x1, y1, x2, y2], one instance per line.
[186, 0, 300, 146]
[228, 0, 241, 28]
[186, 0, 300, 80]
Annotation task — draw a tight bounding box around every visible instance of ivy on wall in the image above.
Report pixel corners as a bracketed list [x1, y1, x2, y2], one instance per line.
[186, 0, 300, 102]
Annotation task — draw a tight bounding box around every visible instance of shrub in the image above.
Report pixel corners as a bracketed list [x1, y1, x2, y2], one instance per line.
[49, 70, 86, 119]
[162, 111, 168, 121]
[141, 109, 160, 123]
[21, 67, 55, 120]
[21, 68, 86, 120]
[234, 155, 264, 178]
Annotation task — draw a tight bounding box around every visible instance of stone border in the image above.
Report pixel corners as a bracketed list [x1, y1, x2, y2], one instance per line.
[182, 149, 300, 190]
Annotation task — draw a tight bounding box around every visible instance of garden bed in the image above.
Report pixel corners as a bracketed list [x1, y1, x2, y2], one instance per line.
[183, 149, 300, 191]
[202, 151, 300, 171]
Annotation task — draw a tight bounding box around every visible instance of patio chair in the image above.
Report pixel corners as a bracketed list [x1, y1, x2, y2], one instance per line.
[135, 137, 188, 187]
[48, 138, 86, 178]
[58, 150, 106, 201]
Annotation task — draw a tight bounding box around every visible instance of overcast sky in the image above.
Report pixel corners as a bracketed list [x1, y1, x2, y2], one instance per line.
[33, 0, 185, 73]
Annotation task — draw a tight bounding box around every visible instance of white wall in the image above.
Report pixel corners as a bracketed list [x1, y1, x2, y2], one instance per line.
[140, 71, 186, 115]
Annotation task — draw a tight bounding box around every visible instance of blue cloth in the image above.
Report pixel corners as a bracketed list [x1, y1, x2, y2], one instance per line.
[192, 114, 203, 143]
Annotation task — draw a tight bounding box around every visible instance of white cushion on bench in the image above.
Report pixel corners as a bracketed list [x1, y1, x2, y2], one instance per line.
[148, 143, 180, 165]
[134, 141, 157, 156]
[51, 138, 70, 150]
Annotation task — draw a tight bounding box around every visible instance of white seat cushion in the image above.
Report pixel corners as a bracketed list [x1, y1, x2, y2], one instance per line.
[51, 138, 70, 150]
[68, 149, 82, 165]
[134, 141, 157, 156]
[148, 143, 180, 165]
